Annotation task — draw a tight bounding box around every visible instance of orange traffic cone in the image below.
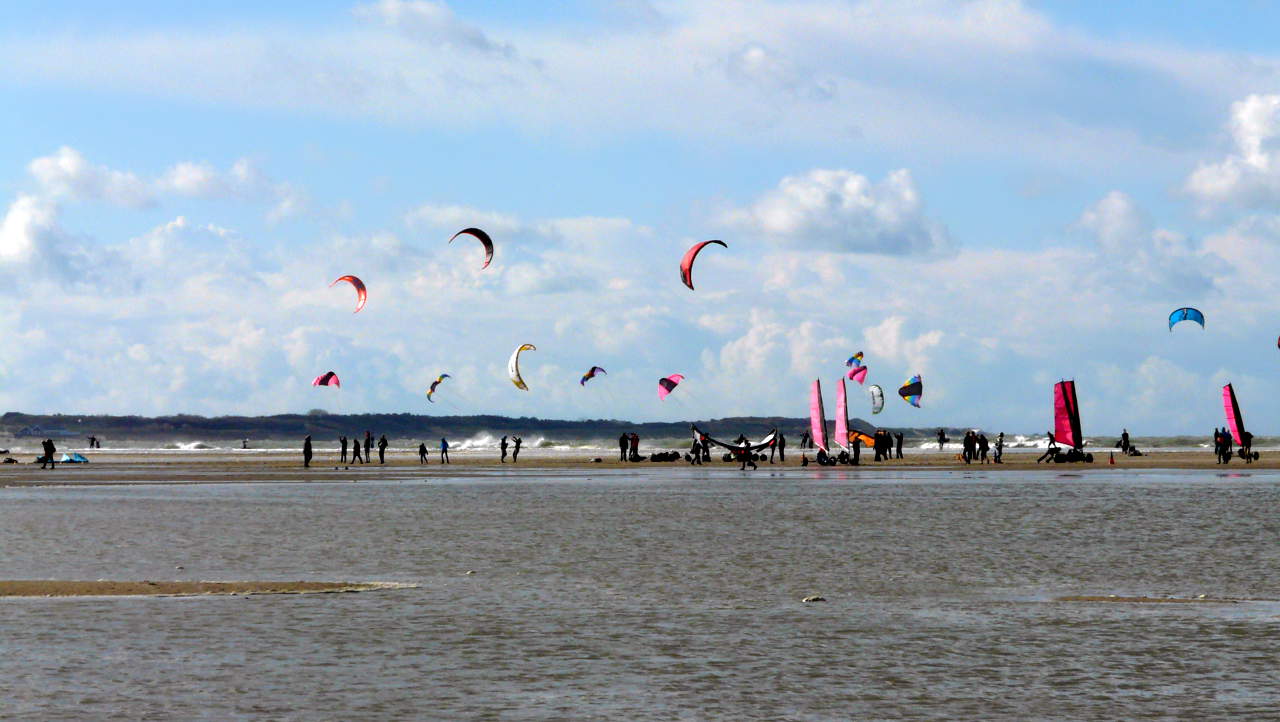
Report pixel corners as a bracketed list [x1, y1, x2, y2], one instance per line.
[1109, 452, 1115, 465]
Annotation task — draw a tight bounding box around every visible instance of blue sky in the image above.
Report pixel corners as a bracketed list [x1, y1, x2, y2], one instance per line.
[3, 1, 1280, 435]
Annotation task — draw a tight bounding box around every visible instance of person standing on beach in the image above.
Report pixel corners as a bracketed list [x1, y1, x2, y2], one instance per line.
[618, 434, 628, 462]
[339, 435, 348, 463]
[1120, 429, 1130, 454]
[937, 428, 947, 450]
[351, 436, 364, 464]
[688, 438, 703, 464]
[440, 438, 450, 464]
[977, 434, 989, 463]
[512, 436, 522, 463]
[377, 435, 388, 464]
[629, 433, 640, 462]
[501, 436, 509, 463]
[776, 432, 786, 462]
[799, 431, 810, 449]
[364, 431, 372, 464]
[994, 432, 1004, 463]
[418, 442, 428, 464]
[895, 432, 904, 460]
[303, 435, 313, 468]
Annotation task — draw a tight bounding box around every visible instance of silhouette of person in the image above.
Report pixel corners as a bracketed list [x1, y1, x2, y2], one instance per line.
[418, 442, 428, 464]
[303, 435, 312, 468]
[41, 439, 56, 469]
[512, 436, 522, 463]
[1121, 428, 1130, 454]
[501, 435, 509, 463]
[738, 440, 757, 470]
[777, 432, 786, 462]
[352, 434, 364, 464]
[618, 433, 628, 462]
[364, 431, 372, 464]
[895, 432, 904, 460]
[339, 435, 348, 463]
[689, 438, 703, 464]
[440, 438, 450, 464]
[377, 435, 388, 464]
[629, 433, 639, 462]
[994, 432, 1004, 464]
[977, 434, 989, 463]
[937, 428, 947, 450]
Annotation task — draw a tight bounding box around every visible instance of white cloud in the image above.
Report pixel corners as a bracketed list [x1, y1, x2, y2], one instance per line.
[1186, 94, 1280, 211]
[404, 203, 521, 233]
[158, 157, 307, 223]
[353, 0, 517, 57]
[28, 146, 152, 208]
[722, 168, 951, 255]
[861, 316, 943, 375]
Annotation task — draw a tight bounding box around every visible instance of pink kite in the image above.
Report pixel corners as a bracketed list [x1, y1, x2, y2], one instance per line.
[846, 365, 868, 384]
[312, 371, 340, 388]
[330, 275, 367, 313]
[809, 379, 828, 452]
[658, 373, 685, 400]
[1052, 380, 1081, 449]
[679, 240, 727, 290]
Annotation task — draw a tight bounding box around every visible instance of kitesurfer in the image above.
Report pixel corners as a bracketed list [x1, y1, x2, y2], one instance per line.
[419, 442, 428, 464]
[364, 431, 373, 464]
[340, 435, 348, 463]
[501, 435, 509, 463]
[618, 434, 628, 462]
[512, 436, 522, 463]
[895, 432, 904, 459]
[377, 435, 388, 464]
[303, 435, 313, 468]
[440, 438, 450, 464]
[351, 436, 364, 464]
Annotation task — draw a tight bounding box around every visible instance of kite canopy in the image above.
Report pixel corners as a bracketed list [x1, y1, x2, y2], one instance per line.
[679, 240, 727, 291]
[330, 275, 367, 313]
[847, 365, 868, 384]
[846, 352, 864, 367]
[898, 375, 922, 408]
[658, 373, 685, 400]
[1168, 307, 1205, 331]
[580, 366, 607, 386]
[690, 424, 778, 453]
[449, 227, 495, 269]
[869, 384, 884, 415]
[427, 373, 451, 403]
[508, 344, 536, 390]
[312, 371, 340, 388]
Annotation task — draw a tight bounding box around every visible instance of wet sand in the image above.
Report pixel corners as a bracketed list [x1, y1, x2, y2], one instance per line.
[0, 580, 401, 597]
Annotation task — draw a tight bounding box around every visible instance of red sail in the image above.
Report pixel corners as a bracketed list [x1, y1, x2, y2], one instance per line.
[1053, 380, 1081, 449]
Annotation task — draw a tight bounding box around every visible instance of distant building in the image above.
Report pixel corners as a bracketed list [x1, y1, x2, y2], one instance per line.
[14, 425, 77, 438]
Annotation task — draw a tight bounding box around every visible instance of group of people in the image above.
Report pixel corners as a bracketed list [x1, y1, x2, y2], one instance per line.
[85, 435, 102, 449]
[960, 430, 997, 464]
[316, 432, 453, 466]
[499, 435, 522, 463]
[618, 433, 642, 462]
[1214, 427, 1253, 463]
[871, 430, 903, 461]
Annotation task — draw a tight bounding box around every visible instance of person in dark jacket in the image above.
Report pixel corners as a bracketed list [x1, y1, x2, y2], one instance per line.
[618, 434, 628, 462]
[894, 432, 904, 459]
[440, 438, 450, 464]
[377, 435, 389, 464]
[418, 442, 428, 464]
[303, 435, 313, 468]
[776, 432, 786, 462]
[352, 436, 364, 464]
[512, 436, 522, 463]
[364, 431, 373, 464]
[501, 436, 509, 463]
[339, 435, 348, 463]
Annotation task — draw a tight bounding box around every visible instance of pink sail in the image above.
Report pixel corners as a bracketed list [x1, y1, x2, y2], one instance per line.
[834, 378, 850, 450]
[1223, 383, 1245, 445]
[1053, 380, 1081, 449]
[809, 379, 829, 452]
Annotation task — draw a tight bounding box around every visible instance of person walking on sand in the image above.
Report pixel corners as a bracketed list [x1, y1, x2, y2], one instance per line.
[501, 435, 509, 463]
[738, 439, 757, 471]
[41, 439, 56, 469]
[351, 435, 364, 464]
[339, 435, 348, 463]
[512, 436, 522, 463]
[303, 435, 313, 468]
[377, 435, 389, 464]
[440, 437, 450, 464]
[418, 442, 428, 464]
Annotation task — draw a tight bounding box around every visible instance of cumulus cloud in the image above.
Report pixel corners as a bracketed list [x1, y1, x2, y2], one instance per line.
[353, 0, 516, 57]
[28, 147, 152, 208]
[722, 168, 952, 255]
[404, 203, 521, 233]
[158, 158, 307, 223]
[1186, 94, 1280, 210]
[860, 316, 943, 376]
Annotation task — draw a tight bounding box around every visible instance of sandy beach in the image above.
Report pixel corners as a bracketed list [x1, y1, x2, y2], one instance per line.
[0, 447, 1273, 486]
[0, 580, 402, 597]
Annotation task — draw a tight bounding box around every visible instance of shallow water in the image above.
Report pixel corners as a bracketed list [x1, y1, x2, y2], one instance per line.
[2, 466, 1279, 719]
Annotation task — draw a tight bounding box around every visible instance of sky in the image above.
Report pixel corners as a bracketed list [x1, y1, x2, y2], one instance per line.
[3, 0, 1280, 434]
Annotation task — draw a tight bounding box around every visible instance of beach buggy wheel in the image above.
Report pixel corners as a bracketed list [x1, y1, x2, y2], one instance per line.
[1085, 453, 1094, 463]
[1254, 452, 1261, 461]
